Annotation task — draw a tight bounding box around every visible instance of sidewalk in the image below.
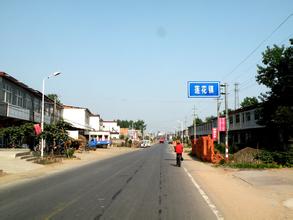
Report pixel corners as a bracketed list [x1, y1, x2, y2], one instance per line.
[0, 149, 43, 174]
[182, 149, 293, 220]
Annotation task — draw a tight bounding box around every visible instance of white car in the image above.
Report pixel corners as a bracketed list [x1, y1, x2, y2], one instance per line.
[140, 140, 151, 148]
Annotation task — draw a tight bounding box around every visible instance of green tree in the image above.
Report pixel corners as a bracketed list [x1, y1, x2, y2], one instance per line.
[240, 97, 259, 108]
[256, 39, 293, 150]
[221, 109, 232, 116]
[117, 120, 130, 128]
[41, 119, 72, 154]
[205, 116, 216, 123]
[133, 120, 146, 131]
[47, 94, 62, 104]
[0, 123, 34, 148]
[117, 119, 146, 131]
[194, 118, 203, 125]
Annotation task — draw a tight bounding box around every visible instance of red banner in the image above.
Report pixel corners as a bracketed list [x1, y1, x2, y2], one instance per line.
[34, 124, 41, 135]
[218, 117, 226, 131]
[212, 128, 217, 140]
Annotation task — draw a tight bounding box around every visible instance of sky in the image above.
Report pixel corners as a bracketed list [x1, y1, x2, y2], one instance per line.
[0, 0, 292, 133]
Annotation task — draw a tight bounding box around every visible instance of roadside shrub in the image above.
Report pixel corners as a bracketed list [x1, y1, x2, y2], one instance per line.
[255, 150, 274, 163]
[70, 140, 80, 150]
[255, 150, 293, 167]
[214, 143, 226, 154]
[65, 148, 75, 158]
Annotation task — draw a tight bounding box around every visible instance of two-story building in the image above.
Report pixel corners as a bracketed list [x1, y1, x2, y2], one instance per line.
[0, 72, 62, 147]
[62, 106, 112, 146]
[188, 105, 266, 149]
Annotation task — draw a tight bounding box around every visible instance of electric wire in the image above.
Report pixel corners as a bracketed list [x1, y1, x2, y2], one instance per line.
[221, 13, 293, 82]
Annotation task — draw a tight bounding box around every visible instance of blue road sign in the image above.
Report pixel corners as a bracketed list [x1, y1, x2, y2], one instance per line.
[188, 81, 220, 98]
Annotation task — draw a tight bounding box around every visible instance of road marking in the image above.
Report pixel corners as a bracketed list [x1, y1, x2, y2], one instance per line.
[183, 167, 224, 220]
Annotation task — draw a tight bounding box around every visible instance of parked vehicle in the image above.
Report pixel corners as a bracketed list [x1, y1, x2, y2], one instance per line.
[140, 140, 151, 148]
[88, 131, 111, 149]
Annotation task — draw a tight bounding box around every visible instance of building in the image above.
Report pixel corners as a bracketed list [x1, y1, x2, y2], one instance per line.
[62, 106, 112, 145]
[101, 120, 120, 139]
[120, 128, 129, 137]
[0, 72, 62, 147]
[62, 105, 97, 141]
[188, 105, 266, 150]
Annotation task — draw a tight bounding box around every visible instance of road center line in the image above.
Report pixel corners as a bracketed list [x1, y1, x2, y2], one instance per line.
[183, 167, 224, 220]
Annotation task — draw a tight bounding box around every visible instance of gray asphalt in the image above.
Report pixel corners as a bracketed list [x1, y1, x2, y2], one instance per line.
[0, 144, 217, 220]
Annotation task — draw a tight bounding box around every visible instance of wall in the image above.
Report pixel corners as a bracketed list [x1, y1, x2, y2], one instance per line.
[63, 108, 87, 129]
[90, 116, 100, 131]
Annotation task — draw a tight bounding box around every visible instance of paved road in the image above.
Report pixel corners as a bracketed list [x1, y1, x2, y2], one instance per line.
[0, 144, 217, 220]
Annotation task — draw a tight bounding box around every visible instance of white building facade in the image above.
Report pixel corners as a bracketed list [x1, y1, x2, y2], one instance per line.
[101, 120, 120, 139]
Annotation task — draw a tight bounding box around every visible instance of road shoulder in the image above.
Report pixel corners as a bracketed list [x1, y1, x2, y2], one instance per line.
[0, 147, 140, 189]
[181, 149, 293, 220]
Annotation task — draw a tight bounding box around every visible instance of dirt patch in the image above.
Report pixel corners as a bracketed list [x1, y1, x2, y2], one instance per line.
[233, 147, 259, 163]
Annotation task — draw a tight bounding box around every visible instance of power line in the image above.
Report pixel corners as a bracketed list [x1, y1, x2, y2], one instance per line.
[222, 12, 293, 81]
[234, 32, 293, 87]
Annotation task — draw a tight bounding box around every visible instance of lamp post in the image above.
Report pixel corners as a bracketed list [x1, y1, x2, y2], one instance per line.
[41, 71, 61, 158]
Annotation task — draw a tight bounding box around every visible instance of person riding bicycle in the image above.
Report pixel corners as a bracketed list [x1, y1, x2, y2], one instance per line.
[175, 140, 183, 166]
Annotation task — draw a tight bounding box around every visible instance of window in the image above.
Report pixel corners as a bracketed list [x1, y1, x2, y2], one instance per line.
[246, 112, 251, 121]
[34, 98, 41, 113]
[3, 83, 12, 104]
[254, 110, 260, 120]
[25, 96, 33, 110]
[235, 114, 240, 123]
[229, 116, 233, 124]
[16, 89, 24, 107]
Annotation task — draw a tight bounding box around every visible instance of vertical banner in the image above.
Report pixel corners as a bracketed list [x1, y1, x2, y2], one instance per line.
[212, 128, 218, 140]
[218, 117, 226, 132]
[34, 124, 41, 135]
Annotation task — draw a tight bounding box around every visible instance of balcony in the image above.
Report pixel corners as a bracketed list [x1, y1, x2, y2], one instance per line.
[4, 103, 30, 121]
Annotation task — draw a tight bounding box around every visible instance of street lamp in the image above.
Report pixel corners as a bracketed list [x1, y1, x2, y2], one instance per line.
[41, 71, 61, 158]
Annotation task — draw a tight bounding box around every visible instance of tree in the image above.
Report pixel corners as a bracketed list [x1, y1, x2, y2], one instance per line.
[133, 120, 146, 131]
[117, 119, 146, 131]
[240, 97, 259, 108]
[194, 118, 203, 125]
[41, 119, 72, 154]
[47, 94, 62, 104]
[221, 109, 232, 116]
[205, 116, 216, 123]
[256, 39, 293, 150]
[0, 123, 35, 148]
[117, 120, 130, 128]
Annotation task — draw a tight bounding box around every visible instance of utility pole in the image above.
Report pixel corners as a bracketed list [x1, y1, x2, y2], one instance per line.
[53, 96, 57, 123]
[234, 83, 239, 110]
[221, 83, 229, 160]
[193, 105, 197, 145]
[216, 98, 221, 144]
[224, 83, 229, 160]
